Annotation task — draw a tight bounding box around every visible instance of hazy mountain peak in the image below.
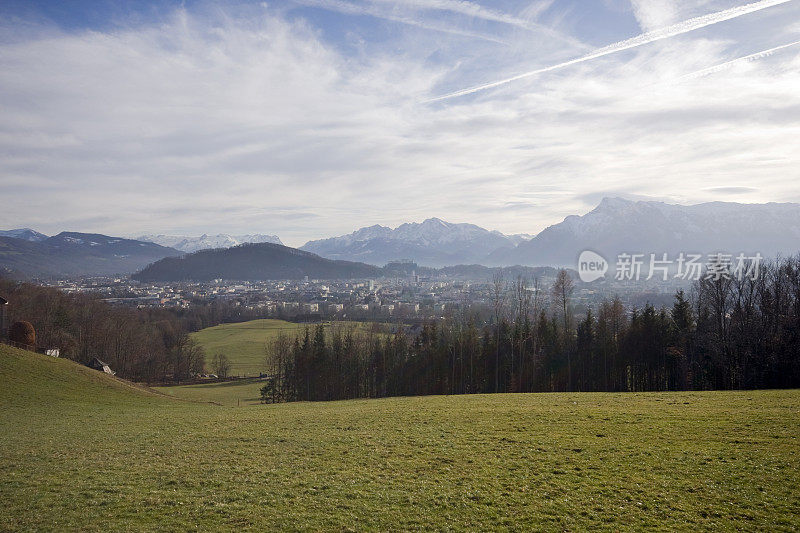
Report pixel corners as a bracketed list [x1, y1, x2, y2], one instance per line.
[0, 231, 179, 278]
[137, 233, 283, 253]
[494, 199, 800, 267]
[421, 217, 449, 227]
[350, 225, 392, 240]
[301, 218, 522, 267]
[0, 228, 49, 242]
[596, 196, 633, 209]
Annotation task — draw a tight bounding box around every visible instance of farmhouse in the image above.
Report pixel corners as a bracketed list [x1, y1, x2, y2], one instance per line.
[86, 357, 116, 376]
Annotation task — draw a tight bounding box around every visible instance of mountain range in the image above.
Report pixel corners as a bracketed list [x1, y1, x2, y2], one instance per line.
[3, 198, 800, 279]
[492, 198, 800, 267]
[302, 199, 800, 268]
[300, 218, 531, 268]
[0, 232, 180, 278]
[137, 233, 283, 253]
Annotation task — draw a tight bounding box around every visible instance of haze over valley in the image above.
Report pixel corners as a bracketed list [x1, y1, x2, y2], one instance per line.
[3, 198, 799, 279]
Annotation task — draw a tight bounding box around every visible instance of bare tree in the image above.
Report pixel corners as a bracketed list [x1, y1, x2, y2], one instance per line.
[491, 270, 507, 393]
[211, 352, 231, 379]
[527, 276, 543, 391]
[266, 332, 292, 400]
[552, 269, 575, 390]
[512, 276, 531, 392]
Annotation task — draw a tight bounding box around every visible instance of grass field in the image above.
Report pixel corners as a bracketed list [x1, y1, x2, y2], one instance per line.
[2, 344, 799, 531]
[155, 378, 267, 406]
[191, 319, 381, 377]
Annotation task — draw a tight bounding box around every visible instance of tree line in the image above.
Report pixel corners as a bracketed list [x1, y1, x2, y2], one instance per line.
[0, 278, 260, 382]
[264, 257, 800, 402]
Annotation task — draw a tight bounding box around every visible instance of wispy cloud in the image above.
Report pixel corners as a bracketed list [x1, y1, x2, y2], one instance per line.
[291, 0, 511, 44]
[629, 0, 680, 31]
[368, 0, 536, 28]
[681, 38, 800, 79]
[365, 0, 587, 47]
[427, 0, 794, 101]
[705, 186, 760, 194]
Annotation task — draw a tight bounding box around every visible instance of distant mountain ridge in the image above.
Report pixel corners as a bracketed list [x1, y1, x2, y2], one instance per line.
[301, 217, 530, 267]
[493, 198, 800, 267]
[137, 233, 283, 253]
[5, 199, 799, 278]
[0, 228, 48, 242]
[0, 232, 180, 278]
[133, 242, 381, 282]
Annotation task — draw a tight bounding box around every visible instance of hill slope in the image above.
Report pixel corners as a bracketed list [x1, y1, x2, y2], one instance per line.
[1, 344, 798, 530]
[133, 242, 382, 282]
[0, 344, 166, 409]
[0, 232, 181, 278]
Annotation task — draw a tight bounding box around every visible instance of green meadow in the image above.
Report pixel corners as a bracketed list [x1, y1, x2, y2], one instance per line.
[191, 319, 382, 376]
[2, 343, 799, 531]
[156, 377, 267, 406]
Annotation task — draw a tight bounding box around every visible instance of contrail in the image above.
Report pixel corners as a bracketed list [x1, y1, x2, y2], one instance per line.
[681, 39, 800, 80]
[426, 0, 794, 102]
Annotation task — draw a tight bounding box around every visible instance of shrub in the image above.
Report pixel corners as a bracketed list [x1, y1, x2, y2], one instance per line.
[9, 321, 35, 349]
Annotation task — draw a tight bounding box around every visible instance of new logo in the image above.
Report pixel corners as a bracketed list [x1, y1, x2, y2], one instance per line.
[578, 250, 608, 282]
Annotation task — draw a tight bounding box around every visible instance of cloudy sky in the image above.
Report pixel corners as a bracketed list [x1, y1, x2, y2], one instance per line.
[1, 0, 798, 246]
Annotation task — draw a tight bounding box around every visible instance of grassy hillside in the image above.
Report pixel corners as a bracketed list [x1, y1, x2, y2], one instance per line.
[2, 343, 799, 531]
[190, 319, 306, 376]
[191, 319, 383, 376]
[156, 378, 266, 406]
[0, 343, 167, 410]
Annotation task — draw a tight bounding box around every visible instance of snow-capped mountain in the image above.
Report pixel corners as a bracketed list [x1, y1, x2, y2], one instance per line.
[507, 233, 534, 246]
[0, 228, 48, 242]
[300, 218, 520, 267]
[493, 198, 800, 267]
[137, 233, 283, 253]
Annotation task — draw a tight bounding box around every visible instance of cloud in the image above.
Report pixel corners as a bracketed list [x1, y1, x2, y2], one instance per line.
[0, 2, 799, 246]
[705, 186, 760, 194]
[367, 0, 539, 28]
[519, 0, 556, 22]
[427, 0, 794, 101]
[290, 0, 512, 44]
[629, 0, 680, 31]
[364, 0, 587, 47]
[681, 38, 800, 79]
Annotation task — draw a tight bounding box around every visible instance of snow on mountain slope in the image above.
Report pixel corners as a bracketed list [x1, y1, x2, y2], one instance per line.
[137, 233, 283, 253]
[493, 198, 800, 267]
[300, 218, 519, 267]
[0, 228, 48, 242]
[0, 232, 180, 278]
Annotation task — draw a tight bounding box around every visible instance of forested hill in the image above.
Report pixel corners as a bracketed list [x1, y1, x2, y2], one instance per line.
[133, 242, 383, 282]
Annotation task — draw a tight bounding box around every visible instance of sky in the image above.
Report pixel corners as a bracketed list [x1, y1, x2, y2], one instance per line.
[0, 0, 798, 247]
